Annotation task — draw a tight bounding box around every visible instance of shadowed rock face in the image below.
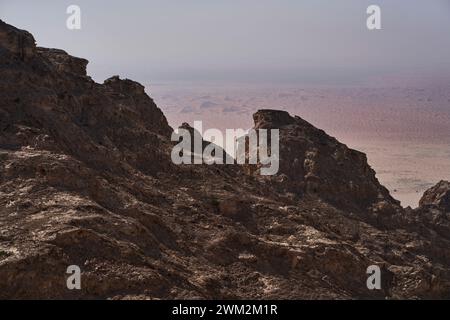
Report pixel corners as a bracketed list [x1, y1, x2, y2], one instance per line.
[175, 122, 234, 164]
[419, 181, 450, 212]
[1, 20, 450, 300]
[0, 20, 172, 176]
[37, 48, 88, 76]
[251, 110, 399, 214]
[0, 21, 35, 60]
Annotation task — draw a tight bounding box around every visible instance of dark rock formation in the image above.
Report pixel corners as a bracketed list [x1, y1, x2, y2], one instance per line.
[0, 21, 35, 61]
[175, 122, 233, 163]
[419, 181, 450, 212]
[251, 110, 400, 214]
[37, 48, 88, 76]
[1, 20, 450, 299]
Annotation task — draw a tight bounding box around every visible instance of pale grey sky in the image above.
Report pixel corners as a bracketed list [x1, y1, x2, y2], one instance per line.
[1, 0, 450, 84]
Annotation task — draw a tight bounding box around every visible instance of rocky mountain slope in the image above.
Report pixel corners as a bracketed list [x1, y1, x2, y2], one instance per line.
[1, 20, 450, 299]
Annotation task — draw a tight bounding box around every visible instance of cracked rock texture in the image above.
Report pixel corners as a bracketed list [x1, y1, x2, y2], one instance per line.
[1, 20, 450, 299]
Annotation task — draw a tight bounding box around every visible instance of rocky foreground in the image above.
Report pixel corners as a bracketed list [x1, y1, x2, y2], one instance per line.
[1, 20, 450, 299]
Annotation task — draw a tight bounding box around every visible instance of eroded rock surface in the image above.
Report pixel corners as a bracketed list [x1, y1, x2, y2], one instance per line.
[251, 110, 400, 214]
[419, 181, 450, 212]
[1, 20, 450, 299]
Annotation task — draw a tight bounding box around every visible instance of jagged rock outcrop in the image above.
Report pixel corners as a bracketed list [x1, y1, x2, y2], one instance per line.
[0, 19, 173, 176]
[37, 48, 88, 76]
[419, 181, 450, 212]
[1, 20, 450, 299]
[175, 122, 233, 163]
[0, 21, 35, 61]
[410, 181, 450, 243]
[251, 110, 400, 214]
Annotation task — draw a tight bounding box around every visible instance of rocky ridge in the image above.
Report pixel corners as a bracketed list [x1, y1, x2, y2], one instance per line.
[1, 20, 450, 299]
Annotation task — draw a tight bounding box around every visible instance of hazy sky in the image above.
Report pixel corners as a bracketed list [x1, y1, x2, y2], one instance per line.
[1, 0, 450, 84]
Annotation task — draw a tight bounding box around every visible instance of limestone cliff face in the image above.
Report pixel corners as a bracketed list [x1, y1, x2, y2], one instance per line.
[1, 20, 450, 299]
